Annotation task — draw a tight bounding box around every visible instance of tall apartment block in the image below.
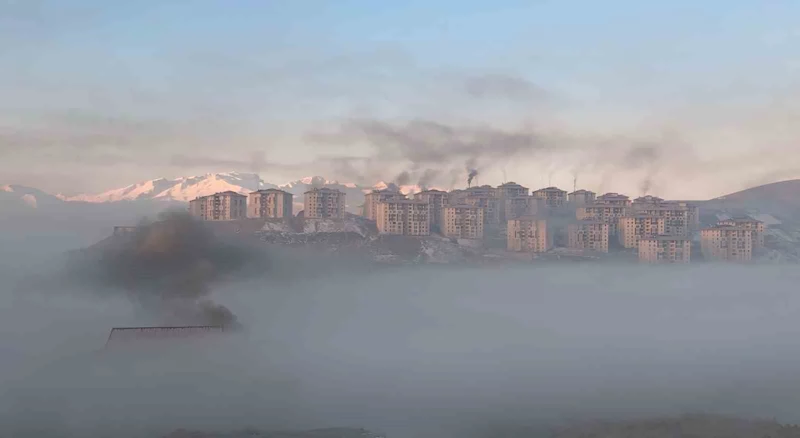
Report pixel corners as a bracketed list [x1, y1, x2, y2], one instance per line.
[503, 196, 541, 221]
[638, 236, 691, 263]
[576, 203, 628, 236]
[304, 187, 346, 219]
[497, 182, 530, 198]
[376, 199, 430, 236]
[531, 186, 567, 208]
[465, 193, 501, 226]
[189, 191, 247, 221]
[568, 189, 596, 206]
[248, 189, 293, 219]
[442, 204, 484, 239]
[414, 189, 448, 229]
[700, 225, 754, 262]
[567, 221, 610, 253]
[717, 218, 764, 249]
[364, 189, 405, 220]
[618, 215, 666, 249]
[631, 196, 699, 234]
[596, 192, 632, 207]
[507, 216, 548, 252]
[631, 202, 691, 236]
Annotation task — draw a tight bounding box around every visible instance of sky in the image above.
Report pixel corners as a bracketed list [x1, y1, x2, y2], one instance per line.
[1, 0, 799, 198]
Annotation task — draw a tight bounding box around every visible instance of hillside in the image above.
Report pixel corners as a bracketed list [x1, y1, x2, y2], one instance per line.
[715, 179, 800, 205]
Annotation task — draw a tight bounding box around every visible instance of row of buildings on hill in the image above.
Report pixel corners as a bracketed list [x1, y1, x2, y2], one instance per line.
[187, 181, 766, 265]
[188, 187, 347, 221]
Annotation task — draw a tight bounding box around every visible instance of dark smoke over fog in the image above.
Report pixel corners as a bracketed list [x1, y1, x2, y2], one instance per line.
[75, 211, 266, 327]
[5, 251, 800, 437]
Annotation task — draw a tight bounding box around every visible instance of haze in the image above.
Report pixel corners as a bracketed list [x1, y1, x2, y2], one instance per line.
[2, 1, 800, 198]
[3, 237, 800, 436]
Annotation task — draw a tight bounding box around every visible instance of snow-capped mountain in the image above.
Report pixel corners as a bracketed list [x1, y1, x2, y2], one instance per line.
[59, 173, 278, 203]
[5, 173, 436, 215]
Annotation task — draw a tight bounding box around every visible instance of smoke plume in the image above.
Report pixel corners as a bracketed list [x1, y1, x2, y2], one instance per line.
[394, 170, 411, 186]
[85, 211, 264, 327]
[467, 168, 479, 187]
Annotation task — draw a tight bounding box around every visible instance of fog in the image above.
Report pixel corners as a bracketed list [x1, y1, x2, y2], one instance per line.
[2, 238, 800, 437]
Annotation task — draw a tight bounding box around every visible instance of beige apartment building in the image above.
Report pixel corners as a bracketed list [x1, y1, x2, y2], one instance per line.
[414, 189, 448, 229]
[717, 218, 764, 249]
[376, 199, 430, 236]
[248, 189, 293, 219]
[497, 182, 529, 198]
[504, 196, 541, 221]
[638, 236, 691, 264]
[596, 192, 632, 207]
[465, 193, 501, 226]
[632, 197, 700, 234]
[442, 204, 484, 239]
[364, 189, 405, 220]
[568, 221, 610, 253]
[632, 203, 692, 236]
[700, 225, 753, 262]
[568, 189, 596, 206]
[304, 187, 346, 219]
[507, 216, 548, 252]
[188, 191, 247, 221]
[576, 203, 628, 236]
[618, 215, 667, 249]
[531, 186, 567, 208]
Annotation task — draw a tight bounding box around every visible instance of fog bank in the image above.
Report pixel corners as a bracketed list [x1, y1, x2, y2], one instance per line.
[2, 249, 800, 436]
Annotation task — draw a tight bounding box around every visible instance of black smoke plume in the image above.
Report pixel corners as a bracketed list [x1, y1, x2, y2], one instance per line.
[467, 168, 479, 187]
[394, 170, 411, 186]
[88, 211, 264, 328]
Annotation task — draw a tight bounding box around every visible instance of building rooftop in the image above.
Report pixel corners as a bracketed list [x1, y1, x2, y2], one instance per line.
[250, 188, 291, 195]
[597, 192, 630, 199]
[533, 186, 566, 193]
[304, 187, 343, 194]
[634, 195, 665, 203]
[569, 189, 595, 195]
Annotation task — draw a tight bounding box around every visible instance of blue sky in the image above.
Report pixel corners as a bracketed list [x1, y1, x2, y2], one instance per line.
[2, 0, 799, 197]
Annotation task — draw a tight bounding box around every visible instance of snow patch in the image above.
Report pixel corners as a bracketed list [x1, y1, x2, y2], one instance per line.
[261, 221, 294, 233]
[303, 218, 366, 236]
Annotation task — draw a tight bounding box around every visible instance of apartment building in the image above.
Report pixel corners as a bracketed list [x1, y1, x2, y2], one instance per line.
[638, 236, 691, 264]
[596, 192, 632, 207]
[304, 187, 346, 219]
[441, 204, 484, 239]
[189, 191, 247, 221]
[618, 215, 667, 249]
[414, 189, 448, 229]
[717, 218, 765, 249]
[364, 189, 405, 220]
[700, 225, 753, 262]
[248, 189, 293, 219]
[576, 203, 628, 236]
[531, 186, 567, 208]
[447, 189, 468, 205]
[507, 216, 548, 252]
[568, 189, 596, 206]
[632, 197, 700, 234]
[497, 182, 529, 198]
[567, 221, 610, 253]
[376, 199, 430, 236]
[632, 203, 691, 236]
[465, 193, 501, 226]
[465, 184, 497, 197]
[503, 196, 541, 221]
